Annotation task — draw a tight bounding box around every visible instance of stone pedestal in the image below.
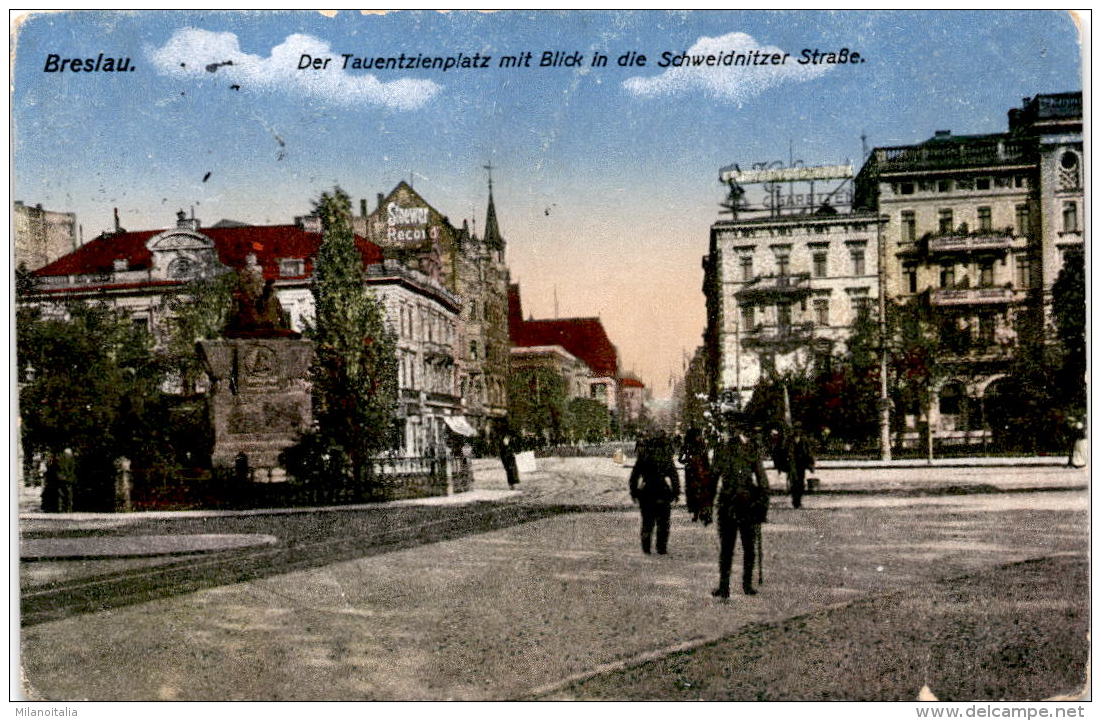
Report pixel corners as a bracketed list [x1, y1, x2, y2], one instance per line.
[199, 338, 313, 479]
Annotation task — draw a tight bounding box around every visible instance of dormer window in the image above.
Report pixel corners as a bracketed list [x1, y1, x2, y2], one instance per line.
[113, 258, 128, 272]
[280, 258, 305, 277]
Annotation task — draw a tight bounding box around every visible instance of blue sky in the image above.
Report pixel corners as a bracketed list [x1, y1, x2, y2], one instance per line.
[12, 10, 1083, 396]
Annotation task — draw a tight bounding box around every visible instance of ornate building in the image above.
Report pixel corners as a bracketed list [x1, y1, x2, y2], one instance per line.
[853, 91, 1083, 440]
[353, 177, 511, 439]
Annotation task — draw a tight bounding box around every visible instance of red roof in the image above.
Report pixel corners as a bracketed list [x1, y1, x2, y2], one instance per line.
[620, 377, 645, 389]
[513, 317, 619, 378]
[34, 225, 383, 279]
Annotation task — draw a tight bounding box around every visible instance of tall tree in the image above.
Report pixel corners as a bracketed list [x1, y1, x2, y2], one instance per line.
[307, 187, 399, 487]
[568, 397, 612, 443]
[506, 366, 570, 444]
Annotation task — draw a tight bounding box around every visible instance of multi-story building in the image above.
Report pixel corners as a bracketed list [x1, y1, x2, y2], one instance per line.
[14, 201, 79, 271]
[703, 169, 884, 408]
[24, 211, 464, 457]
[853, 91, 1083, 439]
[618, 375, 649, 426]
[353, 179, 511, 439]
[509, 345, 590, 401]
[508, 283, 621, 410]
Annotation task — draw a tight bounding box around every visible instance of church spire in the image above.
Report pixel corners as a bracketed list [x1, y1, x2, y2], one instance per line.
[482, 161, 503, 251]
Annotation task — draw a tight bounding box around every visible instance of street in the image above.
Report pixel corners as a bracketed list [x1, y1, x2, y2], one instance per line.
[18, 459, 1089, 701]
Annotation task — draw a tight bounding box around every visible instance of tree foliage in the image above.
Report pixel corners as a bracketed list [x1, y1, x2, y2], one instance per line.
[568, 397, 612, 442]
[306, 187, 399, 483]
[506, 366, 570, 443]
[1052, 247, 1086, 412]
[17, 302, 167, 510]
[156, 271, 236, 394]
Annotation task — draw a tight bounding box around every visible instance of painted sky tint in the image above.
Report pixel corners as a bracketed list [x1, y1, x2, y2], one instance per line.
[13, 10, 1083, 397]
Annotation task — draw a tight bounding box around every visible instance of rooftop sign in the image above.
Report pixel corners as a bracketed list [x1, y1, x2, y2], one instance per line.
[720, 163, 853, 184]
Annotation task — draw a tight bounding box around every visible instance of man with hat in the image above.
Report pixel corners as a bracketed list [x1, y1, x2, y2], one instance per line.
[628, 432, 680, 555]
[711, 416, 769, 597]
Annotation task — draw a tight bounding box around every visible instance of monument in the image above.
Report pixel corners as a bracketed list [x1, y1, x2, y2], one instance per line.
[199, 255, 313, 482]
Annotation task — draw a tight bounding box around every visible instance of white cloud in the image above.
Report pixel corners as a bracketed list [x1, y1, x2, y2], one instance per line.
[623, 32, 832, 104]
[147, 28, 441, 111]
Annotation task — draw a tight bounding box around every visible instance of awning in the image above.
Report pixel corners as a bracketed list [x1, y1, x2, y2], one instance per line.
[443, 415, 478, 437]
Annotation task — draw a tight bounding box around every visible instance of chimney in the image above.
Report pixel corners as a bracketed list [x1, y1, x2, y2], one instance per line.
[35, 203, 43, 210]
[114, 207, 121, 231]
[377, 193, 385, 212]
[934, 130, 951, 140]
[295, 215, 322, 234]
[360, 198, 367, 217]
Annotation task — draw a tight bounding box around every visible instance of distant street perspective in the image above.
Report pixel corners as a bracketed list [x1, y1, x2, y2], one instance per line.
[20, 458, 1088, 701]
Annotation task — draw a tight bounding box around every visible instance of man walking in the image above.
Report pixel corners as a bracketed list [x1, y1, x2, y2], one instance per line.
[628, 434, 680, 555]
[787, 423, 816, 509]
[711, 424, 769, 597]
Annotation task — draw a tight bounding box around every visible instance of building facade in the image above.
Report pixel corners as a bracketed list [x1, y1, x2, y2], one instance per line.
[14, 201, 78, 271]
[704, 184, 883, 408]
[508, 283, 621, 411]
[853, 91, 1083, 439]
[353, 180, 511, 439]
[24, 212, 465, 458]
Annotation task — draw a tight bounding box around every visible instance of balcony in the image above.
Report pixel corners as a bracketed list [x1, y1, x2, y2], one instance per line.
[927, 231, 1015, 254]
[930, 286, 1015, 306]
[742, 321, 815, 350]
[735, 273, 812, 303]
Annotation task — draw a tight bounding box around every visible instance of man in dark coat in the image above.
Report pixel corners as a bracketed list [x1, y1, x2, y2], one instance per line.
[628, 434, 680, 555]
[499, 434, 520, 488]
[711, 429, 769, 597]
[786, 424, 816, 509]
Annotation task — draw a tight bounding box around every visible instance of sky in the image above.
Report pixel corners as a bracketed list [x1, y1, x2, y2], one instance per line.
[12, 10, 1084, 398]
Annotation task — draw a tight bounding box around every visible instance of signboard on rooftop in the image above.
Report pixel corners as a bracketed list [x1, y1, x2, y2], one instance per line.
[720, 164, 854, 184]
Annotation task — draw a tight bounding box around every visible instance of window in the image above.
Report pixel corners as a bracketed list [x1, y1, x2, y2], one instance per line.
[1016, 255, 1031, 288]
[131, 316, 149, 333]
[1015, 176, 1026, 188]
[978, 315, 996, 345]
[814, 299, 829, 327]
[740, 256, 753, 281]
[903, 263, 918, 294]
[938, 209, 954, 234]
[741, 305, 755, 329]
[899, 182, 915, 195]
[469, 341, 478, 360]
[979, 260, 994, 287]
[940, 264, 955, 289]
[1063, 201, 1079, 232]
[812, 251, 827, 278]
[937, 179, 952, 192]
[850, 249, 865, 276]
[977, 207, 992, 232]
[901, 211, 916, 243]
[1061, 151, 1080, 170]
[1015, 204, 1030, 237]
[776, 255, 790, 277]
[855, 297, 873, 320]
[279, 258, 304, 276]
[976, 178, 991, 190]
[777, 303, 792, 329]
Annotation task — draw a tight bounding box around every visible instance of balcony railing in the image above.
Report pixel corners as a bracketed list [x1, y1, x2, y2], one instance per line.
[742, 321, 815, 348]
[930, 286, 1016, 306]
[875, 138, 1034, 172]
[927, 231, 1015, 254]
[735, 273, 813, 302]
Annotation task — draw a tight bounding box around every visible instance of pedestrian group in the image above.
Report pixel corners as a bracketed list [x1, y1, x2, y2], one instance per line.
[629, 416, 815, 598]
